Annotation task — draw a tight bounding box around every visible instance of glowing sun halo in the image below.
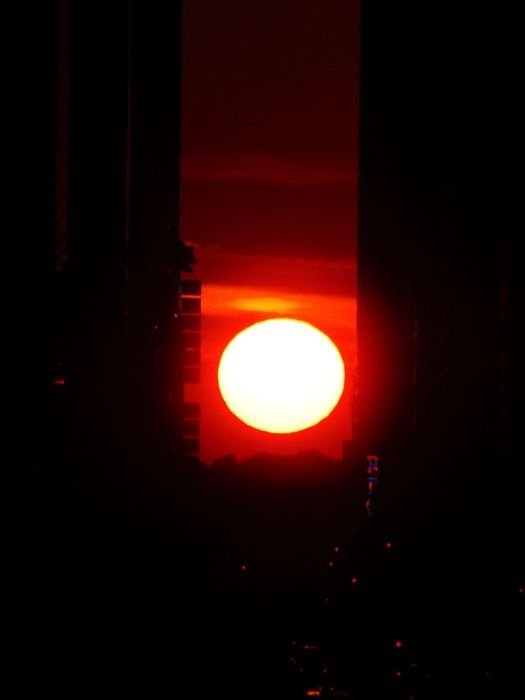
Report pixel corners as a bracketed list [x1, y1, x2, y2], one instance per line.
[218, 318, 345, 433]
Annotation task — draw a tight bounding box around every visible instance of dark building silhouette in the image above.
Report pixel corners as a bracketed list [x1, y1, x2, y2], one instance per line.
[47, 1, 199, 459]
[355, 3, 520, 565]
[7, 3, 523, 695]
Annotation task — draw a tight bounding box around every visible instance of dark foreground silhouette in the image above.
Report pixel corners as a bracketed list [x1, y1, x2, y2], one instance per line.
[7, 441, 523, 698]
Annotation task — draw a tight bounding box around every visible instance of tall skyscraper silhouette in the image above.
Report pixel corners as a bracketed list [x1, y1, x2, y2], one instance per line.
[355, 2, 519, 560]
[49, 1, 198, 458]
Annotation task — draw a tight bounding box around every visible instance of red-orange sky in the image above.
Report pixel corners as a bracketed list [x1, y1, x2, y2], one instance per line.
[181, 0, 360, 463]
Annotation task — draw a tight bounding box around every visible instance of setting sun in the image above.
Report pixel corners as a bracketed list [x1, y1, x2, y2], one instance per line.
[218, 318, 345, 433]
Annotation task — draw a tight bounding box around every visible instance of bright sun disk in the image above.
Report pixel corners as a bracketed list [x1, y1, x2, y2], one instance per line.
[218, 318, 345, 433]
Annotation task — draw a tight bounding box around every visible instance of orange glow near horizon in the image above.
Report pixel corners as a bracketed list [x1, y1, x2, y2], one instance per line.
[218, 319, 345, 434]
[181, 0, 359, 461]
[181, 281, 356, 463]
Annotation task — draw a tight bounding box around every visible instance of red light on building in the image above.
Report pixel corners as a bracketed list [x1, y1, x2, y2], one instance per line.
[394, 640, 403, 649]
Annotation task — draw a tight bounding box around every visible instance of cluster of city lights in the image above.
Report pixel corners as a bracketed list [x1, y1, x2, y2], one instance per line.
[231, 456, 519, 697]
[258, 532, 515, 695]
[365, 454, 380, 516]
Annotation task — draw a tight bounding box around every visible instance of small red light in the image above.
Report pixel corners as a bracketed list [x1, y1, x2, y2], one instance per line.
[394, 640, 403, 649]
[386, 542, 392, 549]
[306, 691, 321, 697]
[334, 546, 340, 553]
[240, 564, 247, 572]
[351, 577, 358, 584]
[322, 667, 328, 674]
[395, 671, 402, 678]
[328, 560, 334, 568]
[53, 375, 66, 386]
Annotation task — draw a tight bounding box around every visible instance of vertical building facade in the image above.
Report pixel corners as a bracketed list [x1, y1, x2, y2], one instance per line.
[355, 3, 519, 534]
[51, 0, 197, 459]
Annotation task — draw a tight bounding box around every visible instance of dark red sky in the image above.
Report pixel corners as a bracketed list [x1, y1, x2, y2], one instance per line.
[180, 0, 360, 462]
